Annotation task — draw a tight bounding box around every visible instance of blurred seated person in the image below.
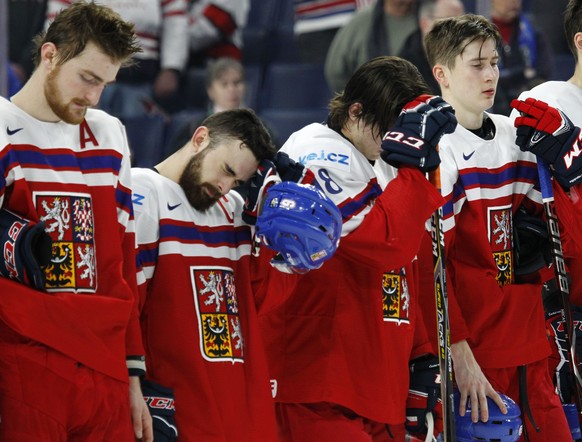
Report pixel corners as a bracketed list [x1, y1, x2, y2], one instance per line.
[490, 0, 554, 114]
[46, 0, 189, 118]
[325, 0, 418, 92]
[398, 0, 464, 94]
[187, 0, 250, 67]
[167, 58, 247, 152]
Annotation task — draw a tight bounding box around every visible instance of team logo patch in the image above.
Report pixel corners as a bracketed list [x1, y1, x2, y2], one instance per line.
[382, 268, 410, 324]
[488, 206, 513, 286]
[36, 193, 96, 292]
[191, 266, 244, 363]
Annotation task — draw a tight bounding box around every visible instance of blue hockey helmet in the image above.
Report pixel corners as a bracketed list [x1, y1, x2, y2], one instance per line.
[255, 181, 342, 272]
[454, 390, 523, 442]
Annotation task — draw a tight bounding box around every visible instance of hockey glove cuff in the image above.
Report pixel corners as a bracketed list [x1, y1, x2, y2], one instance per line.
[511, 98, 582, 188]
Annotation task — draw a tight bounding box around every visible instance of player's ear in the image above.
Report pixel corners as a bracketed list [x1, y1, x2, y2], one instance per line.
[190, 126, 210, 154]
[433, 64, 448, 88]
[348, 103, 363, 121]
[574, 32, 582, 53]
[40, 42, 58, 70]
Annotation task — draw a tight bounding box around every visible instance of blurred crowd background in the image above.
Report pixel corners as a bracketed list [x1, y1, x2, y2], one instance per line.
[1, 0, 572, 165]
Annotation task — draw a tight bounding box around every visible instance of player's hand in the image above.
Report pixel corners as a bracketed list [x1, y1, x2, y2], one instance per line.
[242, 159, 280, 225]
[130, 376, 153, 442]
[381, 94, 457, 173]
[451, 340, 507, 422]
[0, 208, 52, 290]
[511, 98, 582, 188]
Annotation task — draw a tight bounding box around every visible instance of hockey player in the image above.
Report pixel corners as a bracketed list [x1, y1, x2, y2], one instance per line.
[0, 2, 152, 440]
[256, 55, 457, 441]
[131, 108, 342, 441]
[422, 13, 579, 440]
[509, 1, 582, 436]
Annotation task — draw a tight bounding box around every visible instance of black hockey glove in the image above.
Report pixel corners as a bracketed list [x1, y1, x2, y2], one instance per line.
[406, 354, 443, 439]
[0, 208, 52, 290]
[141, 379, 178, 442]
[381, 95, 457, 173]
[511, 98, 582, 188]
[242, 159, 280, 225]
[546, 305, 582, 404]
[513, 206, 551, 277]
[274, 151, 309, 183]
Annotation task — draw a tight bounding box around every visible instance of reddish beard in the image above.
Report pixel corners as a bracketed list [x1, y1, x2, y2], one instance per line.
[44, 65, 90, 124]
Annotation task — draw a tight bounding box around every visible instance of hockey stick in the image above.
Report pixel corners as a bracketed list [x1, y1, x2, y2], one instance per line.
[429, 166, 456, 442]
[537, 159, 582, 425]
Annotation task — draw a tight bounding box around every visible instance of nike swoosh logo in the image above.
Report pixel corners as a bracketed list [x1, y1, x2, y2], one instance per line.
[6, 127, 23, 136]
[167, 202, 182, 211]
[463, 151, 476, 160]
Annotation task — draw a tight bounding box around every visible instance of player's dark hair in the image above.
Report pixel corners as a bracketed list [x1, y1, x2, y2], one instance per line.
[327, 56, 430, 137]
[32, 0, 141, 68]
[425, 13, 501, 69]
[202, 109, 276, 161]
[564, 0, 582, 63]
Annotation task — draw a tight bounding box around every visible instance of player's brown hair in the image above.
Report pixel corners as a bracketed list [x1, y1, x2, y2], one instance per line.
[424, 13, 501, 69]
[32, 1, 141, 68]
[201, 108, 276, 161]
[327, 56, 430, 137]
[564, 0, 582, 63]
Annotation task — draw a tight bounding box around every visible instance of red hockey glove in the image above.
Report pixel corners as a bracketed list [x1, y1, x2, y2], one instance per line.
[0, 208, 52, 290]
[511, 98, 582, 188]
[242, 159, 280, 225]
[141, 379, 178, 442]
[381, 95, 457, 173]
[406, 354, 443, 439]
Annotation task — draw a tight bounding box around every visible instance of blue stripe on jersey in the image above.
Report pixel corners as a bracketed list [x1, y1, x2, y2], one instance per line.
[339, 181, 382, 221]
[3, 145, 122, 173]
[458, 162, 537, 189]
[442, 162, 538, 219]
[137, 246, 159, 269]
[159, 222, 251, 246]
[116, 185, 134, 216]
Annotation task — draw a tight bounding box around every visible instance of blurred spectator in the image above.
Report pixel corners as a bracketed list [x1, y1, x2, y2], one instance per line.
[293, 0, 375, 64]
[46, 0, 189, 118]
[398, 0, 465, 94]
[167, 58, 247, 152]
[187, 0, 250, 67]
[490, 0, 553, 114]
[9, 0, 47, 84]
[325, 0, 418, 92]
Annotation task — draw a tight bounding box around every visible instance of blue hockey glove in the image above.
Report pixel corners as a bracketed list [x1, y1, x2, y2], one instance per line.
[511, 98, 582, 188]
[0, 209, 52, 290]
[381, 95, 457, 173]
[141, 379, 178, 442]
